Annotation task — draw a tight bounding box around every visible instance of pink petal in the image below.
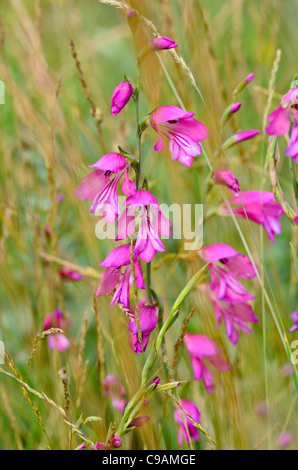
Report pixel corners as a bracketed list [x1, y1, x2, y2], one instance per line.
[89, 153, 127, 172]
[74, 170, 106, 201]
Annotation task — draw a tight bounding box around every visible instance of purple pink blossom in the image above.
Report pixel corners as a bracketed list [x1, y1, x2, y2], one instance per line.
[103, 375, 126, 413]
[96, 244, 145, 312]
[288, 311, 298, 333]
[129, 299, 159, 354]
[116, 190, 172, 263]
[173, 399, 201, 446]
[59, 267, 83, 282]
[185, 333, 231, 394]
[74, 153, 136, 224]
[149, 106, 209, 167]
[266, 88, 298, 163]
[43, 310, 70, 352]
[212, 169, 240, 194]
[219, 191, 284, 243]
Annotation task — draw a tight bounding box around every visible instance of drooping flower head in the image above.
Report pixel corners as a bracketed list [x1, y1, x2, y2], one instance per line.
[173, 399, 201, 446]
[185, 334, 231, 395]
[96, 244, 145, 312]
[74, 153, 136, 223]
[43, 309, 70, 352]
[149, 106, 209, 167]
[103, 374, 126, 413]
[59, 267, 83, 282]
[111, 81, 134, 117]
[129, 298, 159, 354]
[199, 243, 258, 304]
[219, 191, 284, 243]
[212, 169, 240, 194]
[116, 190, 172, 263]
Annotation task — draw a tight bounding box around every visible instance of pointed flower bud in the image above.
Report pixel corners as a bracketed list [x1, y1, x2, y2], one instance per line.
[112, 436, 122, 448]
[111, 81, 134, 117]
[233, 73, 255, 95]
[128, 416, 150, 428]
[150, 376, 161, 388]
[127, 9, 139, 33]
[221, 102, 242, 124]
[222, 130, 260, 150]
[150, 37, 178, 51]
[155, 381, 181, 392]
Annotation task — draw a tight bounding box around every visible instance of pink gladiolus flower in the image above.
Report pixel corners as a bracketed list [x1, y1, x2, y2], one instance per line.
[202, 285, 258, 345]
[266, 88, 298, 136]
[212, 169, 240, 194]
[116, 190, 172, 263]
[150, 37, 178, 51]
[103, 375, 126, 413]
[173, 399, 201, 447]
[218, 191, 284, 243]
[59, 267, 83, 282]
[43, 310, 70, 352]
[199, 243, 258, 304]
[149, 106, 209, 167]
[294, 212, 298, 224]
[96, 244, 145, 311]
[185, 334, 231, 394]
[74, 153, 136, 224]
[111, 81, 134, 117]
[266, 88, 298, 163]
[289, 311, 298, 333]
[129, 299, 159, 354]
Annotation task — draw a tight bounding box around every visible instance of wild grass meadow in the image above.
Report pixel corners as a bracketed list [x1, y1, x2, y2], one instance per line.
[0, 0, 297, 451]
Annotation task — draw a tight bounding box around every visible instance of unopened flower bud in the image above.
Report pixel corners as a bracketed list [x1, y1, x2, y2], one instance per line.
[111, 81, 134, 117]
[128, 416, 150, 428]
[221, 102, 241, 124]
[233, 73, 255, 95]
[112, 436, 122, 448]
[222, 130, 260, 150]
[150, 37, 178, 51]
[127, 9, 139, 33]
